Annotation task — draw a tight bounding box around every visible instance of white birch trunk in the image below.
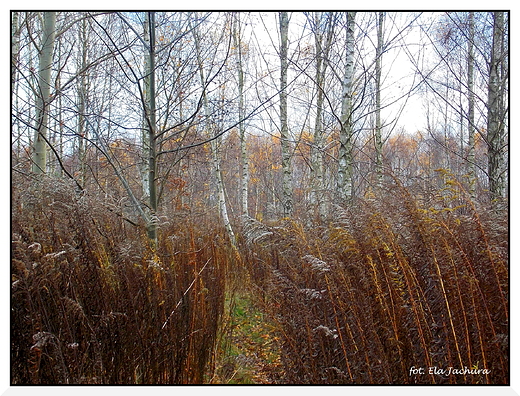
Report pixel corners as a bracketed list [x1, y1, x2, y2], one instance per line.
[279, 12, 293, 217]
[11, 12, 20, 98]
[337, 12, 356, 202]
[211, 135, 236, 247]
[233, 15, 249, 218]
[77, 17, 88, 186]
[487, 11, 506, 201]
[192, 17, 236, 247]
[310, 12, 335, 217]
[142, 12, 158, 242]
[467, 12, 476, 199]
[32, 12, 56, 174]
[374, 12, 384, 188]
[140, 14, 151, 202]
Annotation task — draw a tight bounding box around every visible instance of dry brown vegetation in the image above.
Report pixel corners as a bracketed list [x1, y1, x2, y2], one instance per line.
[11, 10, 509, 386]
[11, 172, 508, 384]
[11, 175, 232, 384]
[241, 179, 508, 384]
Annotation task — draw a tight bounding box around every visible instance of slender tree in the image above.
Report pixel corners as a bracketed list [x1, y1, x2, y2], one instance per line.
[32, 12, 56, 175]
[233, 13, 250, 218]
[337, 12, 356, 202]
[77, 15, 89, 186]
[144, 12, 158, 242]
[467, 12, 476, 199]
[140, 12, 152, 203]
[279, 12, 293, 217]
[11, 12, 20, 98]
[192, 14, 236, 247]
[374, 12, 385, 187]
[309, 12, 335, 216]
[487, 11, 507, 201]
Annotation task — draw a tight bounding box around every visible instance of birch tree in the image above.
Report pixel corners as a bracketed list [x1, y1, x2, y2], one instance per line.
[309, 12, 335, 216]
[140, 13, 152, 204]
[143, 12, 158, 242]
[486, 11, 507, 201]
[192, 15, 236, 247]
[374, 12, 384, 187]
[279, 12, 293, 217]
[337, 12, 356, 202]
[233, 13, 250, 218]
[11, 11, 23, 160]
[11, 12, 20, 98]
[32, 12, 56, 175]
[466, 12, 476, 199]
[77, 15, 89, 186]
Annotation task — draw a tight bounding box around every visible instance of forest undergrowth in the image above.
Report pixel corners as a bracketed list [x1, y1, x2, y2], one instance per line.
[211, 290, 283, 384]
[11, 173, 509, 384]
[239, 177, 509, 384]
[11, 175, 232, 384]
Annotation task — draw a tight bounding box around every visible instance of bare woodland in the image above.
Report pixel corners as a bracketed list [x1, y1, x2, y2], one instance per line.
[11, 11, 508, 384]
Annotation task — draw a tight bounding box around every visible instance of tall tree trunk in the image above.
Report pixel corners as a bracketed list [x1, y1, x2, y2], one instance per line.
[192, 16, 236, 247]
[337, 12, 356, 202]
[310, 12, 334, 217]
[11, 12, 20, 100]
[53, 35, 63, 178]
[145, 12, 158, 242]
[32, 12, 56, 175]
[487, 11, 506, 201]
[77, 16, 88, 186]
[310, 12, 324, 210]
[141, 13, 151, 204]
[374, 12, 384, 188]
[279, 12, 293, 217]
[233, 14, 249, 218]
[211, 124, 236, 248]
[467, 12, 476, 199]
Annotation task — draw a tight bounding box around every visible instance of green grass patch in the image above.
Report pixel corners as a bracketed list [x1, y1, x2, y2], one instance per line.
[213, 293, 282, 384]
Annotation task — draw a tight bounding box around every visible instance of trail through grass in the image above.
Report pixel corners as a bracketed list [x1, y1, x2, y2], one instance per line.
[213, 293, 283, 384]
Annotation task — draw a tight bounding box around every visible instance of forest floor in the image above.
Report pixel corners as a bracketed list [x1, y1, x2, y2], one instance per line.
[213, 292, 284, 384]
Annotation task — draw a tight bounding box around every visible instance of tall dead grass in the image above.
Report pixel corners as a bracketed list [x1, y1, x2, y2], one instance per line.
[11, 172, 509, 384]
[11, 175, 231, 384]
[240, 178, 508, 384]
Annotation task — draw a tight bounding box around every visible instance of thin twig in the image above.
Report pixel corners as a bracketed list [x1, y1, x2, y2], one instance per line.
[161, 257, 212, 330]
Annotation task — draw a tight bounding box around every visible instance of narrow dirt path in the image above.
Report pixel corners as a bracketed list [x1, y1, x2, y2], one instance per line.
[213, 294, 284, 384]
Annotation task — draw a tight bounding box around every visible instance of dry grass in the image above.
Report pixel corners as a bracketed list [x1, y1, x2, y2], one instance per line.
[240, 178, 508, 384]
[11, 175, 232, 384]
[11, 172, 508, 384]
